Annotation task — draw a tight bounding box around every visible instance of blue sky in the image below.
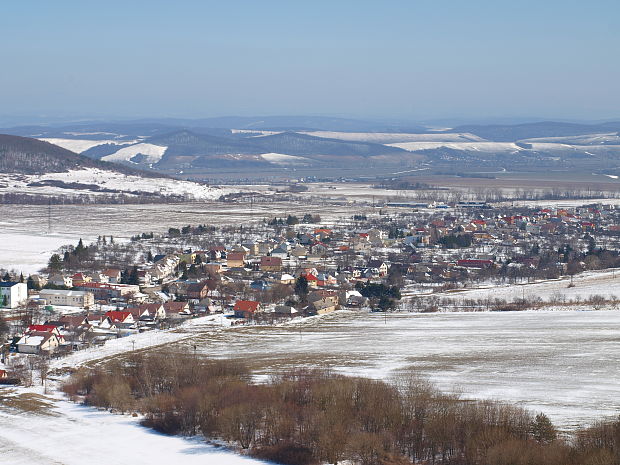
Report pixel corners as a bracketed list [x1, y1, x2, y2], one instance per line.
[1, 0, 619, 123]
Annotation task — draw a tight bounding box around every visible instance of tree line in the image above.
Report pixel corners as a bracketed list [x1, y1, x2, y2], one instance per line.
[62, 350, 620, 465]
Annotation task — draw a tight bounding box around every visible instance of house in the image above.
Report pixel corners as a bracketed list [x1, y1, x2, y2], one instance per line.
[456, 259, 494, 269]
[0, 369, 7, 379]
[71, 273, 92, 286]
[163, 301, 192, 318]
[226, 252, 246, 268]
[39, 289, 95, 308]
[308, 290, 339, 314]
[48, 273, 73, 287]
[274, 305, 298, 316]
[86, 314, 116, 330]
[127, 303, 165, 321]
[75, 282, 140, 300]
[102, 269, 122, 284]
[140, 303, 166, 320]
[367, 260, 389, 276]
[104, 311, 135, 325]
[27, 324, 61, 336]
[187, 281, 211, 300]
[0, 282, 28, 308]
[233, 300, 261, 318]
[260, 256, 282, 272]
[17, 331, 61, 354]
[276, 273, 296, 285]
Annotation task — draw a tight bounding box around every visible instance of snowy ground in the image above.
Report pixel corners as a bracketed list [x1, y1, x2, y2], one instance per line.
[412, 268, 620, 303]
[178, 309, 620, 430]
[0, 395, 270, 465]
[0, 168, 231, 201]
[102, 143, 167, 164]
[0, 199, 374, 274]
[0, 314, 273, 465]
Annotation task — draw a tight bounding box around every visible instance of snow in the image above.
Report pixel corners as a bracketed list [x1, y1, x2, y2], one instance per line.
[184, 309, 620, 429]
[0, 396, 270, 465]
[423, 269, 620, 303]
[0, 168, 231, 201]
[38, 138, 133, 154]
[50, 314, 233, 370]
[388, 141, 525, 152]
[0, 233, 81, 274]
[301, 131, 486, 143]
[260, 152, 311, 165]
[102, 143, 168, 164]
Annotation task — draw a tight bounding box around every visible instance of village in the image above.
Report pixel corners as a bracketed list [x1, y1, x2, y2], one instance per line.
[2, 199, 620, 382]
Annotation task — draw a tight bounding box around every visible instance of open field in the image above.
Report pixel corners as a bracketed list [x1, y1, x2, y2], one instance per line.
[177, 309, 620, 430]
[0, 198, 376, 273]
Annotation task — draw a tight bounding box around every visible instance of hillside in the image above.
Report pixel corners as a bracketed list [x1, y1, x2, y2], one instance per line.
[0, 134, 158, 177]
[0, 134, 230, 202]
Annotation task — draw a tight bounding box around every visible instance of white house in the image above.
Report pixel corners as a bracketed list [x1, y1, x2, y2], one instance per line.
[39, 289, 95, 308]
[0, 282, 28, 308]
[16, 331, 61, 354]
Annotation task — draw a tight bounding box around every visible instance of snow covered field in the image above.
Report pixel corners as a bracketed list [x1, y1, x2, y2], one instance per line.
[424, 269, 620, 303]
[0, 199, 373, 274]
[0, 395, 270, 465]
[180, 309, 620, 430]
[0, 168, 230, 201]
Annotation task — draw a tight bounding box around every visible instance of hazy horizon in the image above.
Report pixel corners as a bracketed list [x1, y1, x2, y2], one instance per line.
[1, 0, 619, 124]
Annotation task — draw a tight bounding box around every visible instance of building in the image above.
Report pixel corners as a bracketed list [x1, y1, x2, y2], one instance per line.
[39, 289, 95, 308]
[260, 256, 282, 272]
[16, 331, 61, 354]
[0, 282, 28, 308]
[233, 300, 261, 318]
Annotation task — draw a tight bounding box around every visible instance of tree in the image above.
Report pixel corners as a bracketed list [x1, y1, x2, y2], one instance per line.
[128, 266, 140, 285]
[531, 413, 556, 444]
[27, 276, 40, 290]
[48, 254, 63, 271]
[294, 276, 309, 299]
[147, 251, 154, 262]
[0, 314, 9, 337]
[286, 215, 299, 225]
[2, 272, 10, 281]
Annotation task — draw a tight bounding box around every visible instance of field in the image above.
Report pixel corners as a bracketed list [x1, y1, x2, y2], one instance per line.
[168, 309, 620, 430]
[0, 197, 376, 274]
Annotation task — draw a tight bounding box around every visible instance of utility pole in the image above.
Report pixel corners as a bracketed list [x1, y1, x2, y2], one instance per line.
[48, 198, 52, 233]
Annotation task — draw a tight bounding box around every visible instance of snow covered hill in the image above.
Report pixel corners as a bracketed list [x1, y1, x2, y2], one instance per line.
[1, 167, 230, 201]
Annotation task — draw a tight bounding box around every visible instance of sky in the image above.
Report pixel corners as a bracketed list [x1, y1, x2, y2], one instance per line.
[1, 0, 619, 124]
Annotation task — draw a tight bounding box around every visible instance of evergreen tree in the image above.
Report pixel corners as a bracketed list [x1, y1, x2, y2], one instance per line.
[128, 266, 139, 285]
[147, 251, 154, 262]
[2, 272, 9, 281]
[48, 254, 63, 271]
[19, 273, 24, 283]
[531, 413, 557, 444]
[294, 276, 309, 298]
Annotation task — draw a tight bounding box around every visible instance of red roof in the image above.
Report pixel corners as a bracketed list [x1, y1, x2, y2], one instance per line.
[105, 311, 132, 322]
[261, 256, 282, 266]
[305, 274, 318, 281]
[27, 324, 58, 333]
[233, 300, 260, 313]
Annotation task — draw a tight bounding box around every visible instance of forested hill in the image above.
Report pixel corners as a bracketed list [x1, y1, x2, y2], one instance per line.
[0, 134, 159, 177]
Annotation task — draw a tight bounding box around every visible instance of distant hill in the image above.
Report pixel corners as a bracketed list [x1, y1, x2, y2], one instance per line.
[0, 134, 158, 177]
[450, 121, 620, 142]
[249, 132, 406, 157]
